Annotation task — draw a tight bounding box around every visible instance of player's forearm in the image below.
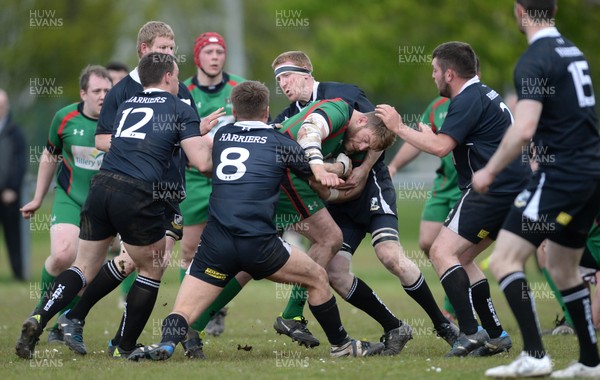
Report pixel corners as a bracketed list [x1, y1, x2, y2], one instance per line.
[95, 134, 111, 152]
[389, 142, 421, 171]
[484, 124, 529, 176]
[394, 124, 446, 157]
[323, 162, 344, 178]
[360, 149, 382, 172]
[32, 150, 59, 202]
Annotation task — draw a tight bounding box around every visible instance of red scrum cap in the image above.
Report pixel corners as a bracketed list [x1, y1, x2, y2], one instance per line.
[193, 32, 227, 68]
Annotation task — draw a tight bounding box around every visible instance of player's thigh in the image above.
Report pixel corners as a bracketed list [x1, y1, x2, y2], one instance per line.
[419, 221, 443, 253]
[49, 223, 80, 264]
[181, 222, 206, 257]
[300, 207, 341, 243]
[123, 236, 166, 278]
[267, 245, 327, 290]
[429, 226, 477, 273]
[172, 274, 222, 323]
[72, 237, 114, 280]
[489, 229, 537, 279]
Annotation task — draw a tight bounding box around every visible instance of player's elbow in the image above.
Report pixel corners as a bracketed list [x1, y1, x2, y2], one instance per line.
[193, 158, 212, 175]
[95, 135, 110, 152]
[517, 123, 536, 143]
[433, 144, 452, 158]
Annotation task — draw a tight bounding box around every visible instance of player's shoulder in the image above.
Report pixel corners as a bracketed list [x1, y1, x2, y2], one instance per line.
[320, 81, 360, 92]
[226, 73, 246, 86]
[54, 102, 80, 119]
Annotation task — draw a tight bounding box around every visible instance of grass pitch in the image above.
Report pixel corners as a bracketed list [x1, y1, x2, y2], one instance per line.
[0, 197, 587, 379]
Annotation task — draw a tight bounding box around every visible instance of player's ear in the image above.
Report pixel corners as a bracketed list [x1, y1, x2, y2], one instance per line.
[80, 88, 86, 102]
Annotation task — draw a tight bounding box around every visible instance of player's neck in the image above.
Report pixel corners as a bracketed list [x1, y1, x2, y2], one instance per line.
[81, 103, 98, 120]
[525, 24, 554, 44]
[197, 71, 224, 87]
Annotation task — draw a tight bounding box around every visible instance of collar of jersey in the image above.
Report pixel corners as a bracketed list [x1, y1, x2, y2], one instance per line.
[142, 88, 167, 93]
[457, 75, 480, 96]
[130, 68, 141, 84]
[529, 27, 560, 45]
[295, 80, 320, 112]
[234, 120, 273, 129]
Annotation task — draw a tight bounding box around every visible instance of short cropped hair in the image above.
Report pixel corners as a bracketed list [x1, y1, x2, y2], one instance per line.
[137, 21, 175, 58]
[138, 53, 174, 88]
[79, 65, 112, 91]
[272, 51, 313, 71]
[516, 0, 557, 21]
[432, 42, 477, 79]
[364, 111, 397, 151]
[106, 61, 129, 73]
[230, 81, 270, 120]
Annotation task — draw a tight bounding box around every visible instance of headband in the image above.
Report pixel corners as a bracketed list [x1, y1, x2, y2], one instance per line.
[274, 65, 311, 78]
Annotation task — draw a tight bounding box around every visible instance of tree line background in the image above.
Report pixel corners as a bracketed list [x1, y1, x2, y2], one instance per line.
[1, 0, 599, 154]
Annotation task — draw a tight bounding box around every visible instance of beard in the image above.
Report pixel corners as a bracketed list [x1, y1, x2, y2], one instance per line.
[438, 81, 451, 98]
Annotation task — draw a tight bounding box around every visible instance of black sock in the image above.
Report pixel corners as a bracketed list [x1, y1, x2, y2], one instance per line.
[160, 314, 188, 345]
[404, 274, 448, 329]
[440, 265, 478, 335]
[499, 272, 545, 358]
[471, 279, 503, 339]
[38, 267, 86, 327]
[118, 275, 160, 351]
[309, 296, 347, 346]
[561, 283, 600, 367]
[111, 314, 125, 347]
[345, 277, 400, 332]
[69, 260, 125, 321]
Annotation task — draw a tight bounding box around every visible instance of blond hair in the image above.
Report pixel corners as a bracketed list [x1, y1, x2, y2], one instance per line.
[364, 112, 397, 151]
[271, 51, 313, 71]
[136, 21, 175, 58]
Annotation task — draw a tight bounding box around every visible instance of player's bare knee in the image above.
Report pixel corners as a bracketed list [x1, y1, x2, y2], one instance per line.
[49, 246, 77, 272]
[419, 238, 432, 257]
[488, 253, 504, 279]
[112, 255, 136, 276]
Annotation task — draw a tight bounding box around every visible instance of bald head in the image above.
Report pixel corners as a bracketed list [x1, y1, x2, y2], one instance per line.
[0, 89, 9, 119]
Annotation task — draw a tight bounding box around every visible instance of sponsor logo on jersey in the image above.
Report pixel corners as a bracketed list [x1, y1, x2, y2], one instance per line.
[71, 146, 104, 170]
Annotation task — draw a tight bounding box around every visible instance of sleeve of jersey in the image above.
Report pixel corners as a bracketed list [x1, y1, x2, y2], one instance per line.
[177, 84, 199, 116]
[273, 106, 292, 124]
[278, 134, 312, 179]
[514, 55, 546, 102]
[97, 89, 119, 135]
[437, 95, 481, 145]
[178, 102, 201, 141]
[354, 88, 375, 112]
[297, 110, 330, 165]
[46, 111, 63, 155]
